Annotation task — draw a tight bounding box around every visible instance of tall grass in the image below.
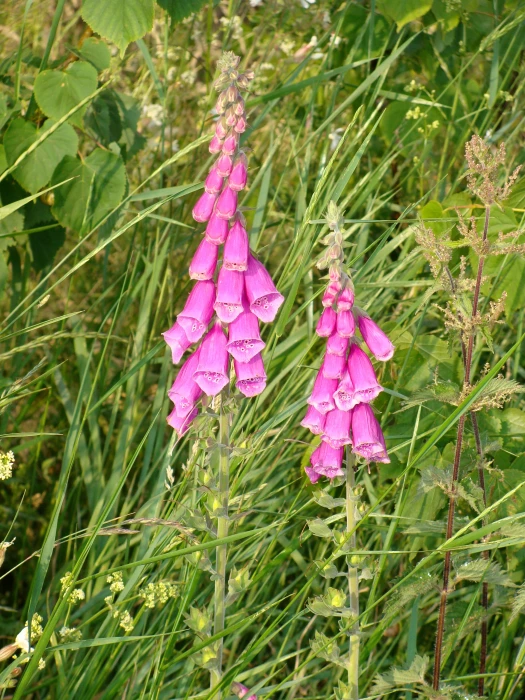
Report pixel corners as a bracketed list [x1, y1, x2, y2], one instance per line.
[1, 1, 525, 698]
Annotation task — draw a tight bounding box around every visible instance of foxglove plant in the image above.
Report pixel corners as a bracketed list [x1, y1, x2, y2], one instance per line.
[302, 202, 394, 700]
[162, 53, 283, 697]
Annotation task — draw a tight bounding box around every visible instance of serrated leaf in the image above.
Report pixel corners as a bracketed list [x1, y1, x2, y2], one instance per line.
[51, 149, 127, 233]
[308, 518, 333, 538]
[157, 0, 208, 23]
[3, 118, 78, 194]
[81, 0, 155, 54]
[78, 36, 111, 71]
[310, 631, 346, 668]
[510, 583, 525, 622]
[34, 61, 98, 127]
[377, 0, 432, 30]
[453, 559, 515, 588]
[312, 489, 346, 509]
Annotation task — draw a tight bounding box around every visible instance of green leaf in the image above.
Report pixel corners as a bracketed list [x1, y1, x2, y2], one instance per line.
[157, 0, 208, 23]
[377, 0, 433, 29]
[84, 91, 123, 146]
[307, 518, 333, 538]
[0, 253, 7, 297]
[24, 199, 66, 271]
[51, 149, 127, 233]
[3, 118, 78, 194]
[78, 37, 111, 71]
[81, 0, 155, 54]
[34, 61, 98, 127]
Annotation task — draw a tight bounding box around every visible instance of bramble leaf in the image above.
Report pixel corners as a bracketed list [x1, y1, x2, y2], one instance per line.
[81, 0, 155, 54]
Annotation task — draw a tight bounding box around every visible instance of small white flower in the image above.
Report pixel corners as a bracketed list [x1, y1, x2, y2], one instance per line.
[250, 0, 264, 6]
[300, 0, 316, 7]
[329, 128, 344, 152]
[0, 451, 15, 480]
[15, 627, 34, 654]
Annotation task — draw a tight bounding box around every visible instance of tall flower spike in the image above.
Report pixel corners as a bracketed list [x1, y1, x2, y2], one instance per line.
[300, 201, 394, 482]
[162, 54, 283, 437]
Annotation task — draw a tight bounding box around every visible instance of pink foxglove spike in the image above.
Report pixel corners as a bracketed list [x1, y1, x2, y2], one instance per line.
[347, 342, 383, 404]
[307, 442, 344, 482]
[351, 403, 390, 463]
[322, 280, 341, 307]
[177, 280, 215, 343]
[209, 134, 223, 154]
[336, 309, 355, 338]
[357, 314, 395, 362]
[214, 267, 244, 323]
[215, 186, 238, 220]
[162, 322, 192, 364]
[338, 285, 354, 310]
[322, 351, 346, 380]
[245, 255, 284, 323]
[234, 353, 267, 397]
[204, 168, 224, 194]
[228, 155, 248, 191]
[205, 212, 229, 245]
[189, 238, 218, 281]
[333, 369, 357, 412]
[216, 154, 233, 177]
[222, 133, 238, 155]
[193, 322, 230, 396]
[326, 332, 348, 357]
[167, 406, 198, 437]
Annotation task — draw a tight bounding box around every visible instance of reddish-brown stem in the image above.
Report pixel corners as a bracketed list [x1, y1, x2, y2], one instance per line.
[433, 205, 491, 691]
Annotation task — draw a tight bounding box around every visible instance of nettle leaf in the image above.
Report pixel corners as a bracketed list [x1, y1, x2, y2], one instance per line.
[157, 0, 209, 23]
[51, 149, 127, 233]
[372, 655, 430, 694]
[3, 118, 78, 194]
[510, 583, 525, 622]
[308, 518, 333, 538]
[418, 463, 452, 496]
[384, 574, 436, 617]
[471, 377, 523, 411]
[377, 0, 432, 30]
[34, 61, 98, 127]
[78, 37, 111, 72]
[453, 559, 515, 588]
[84, 91, 123, 146]
[456, 479, 484, 513]
[401, 380, 460, 410]
[81, 0, 155, 55]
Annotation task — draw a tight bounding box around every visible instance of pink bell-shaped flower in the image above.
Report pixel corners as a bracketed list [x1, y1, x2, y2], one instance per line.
[307, 367, 338, 414]
[322, 351, 346, 379]
[337, 285, 354, 311]
[205, 212, 229, 245]
[336, 309, 355, 338]
[357, 314, 395, 362]
[351, 403, 389, 463]
[326, 332, 349, 357]
[177, 280, 215, 343]
[162, 322, 192, 364]
[316, 307, 337, 337]
[227, 304, 265, 362]
[215, 119, 228, 139]
[209, 134, 223, 154]
[234, 353, 267, 397]
[167, 406, 198, 437]
[322, 408, 352, 449]
[245, 255, 284, 323]
[306, 442, 344, 482]
[301, 405, 326, 435]
[322, 280, 341, 308]
[333, 369, 357, 412]
[193, 322, 230, 396]
[228, 155, 248, 191]
[224, 220, 249, 271]
[192, 191, 217, 223]
[205, 168, 224, 194]
[215, 186, 238, 220]
[347, 343, 382, 404]
[189, 238, 218, 280]
[216, 154, 233, 177]
[222, 133, 238, 155]
[214, 267, 244, 323]
[234, 116, 247, 133]
[167, 349, 202, 417]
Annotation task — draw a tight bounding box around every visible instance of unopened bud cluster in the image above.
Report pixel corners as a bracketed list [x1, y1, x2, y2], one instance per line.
[163, 53, 283, 437]
[302, 202, 394, 483]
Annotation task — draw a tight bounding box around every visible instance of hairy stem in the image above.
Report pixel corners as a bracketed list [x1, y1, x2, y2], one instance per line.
[433, 205, 491, 691]
[210, 399, 230, 698]
[346, 451, 359, 700]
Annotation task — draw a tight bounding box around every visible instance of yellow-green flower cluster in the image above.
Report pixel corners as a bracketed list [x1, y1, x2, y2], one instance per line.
[139, 581, 178, 609]
[0, 451, 15, 480]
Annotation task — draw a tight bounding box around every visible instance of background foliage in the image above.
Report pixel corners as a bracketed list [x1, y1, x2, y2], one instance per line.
[1, 0, 525, 698]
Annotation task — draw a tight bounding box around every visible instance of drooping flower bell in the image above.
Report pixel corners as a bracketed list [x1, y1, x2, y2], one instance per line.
[162, 53, 284, 436]
[300, 201, 394, 481]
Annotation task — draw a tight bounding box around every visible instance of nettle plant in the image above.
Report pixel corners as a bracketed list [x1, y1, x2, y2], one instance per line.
[161, 53, 281, 698]
[301, 202, 394, 700]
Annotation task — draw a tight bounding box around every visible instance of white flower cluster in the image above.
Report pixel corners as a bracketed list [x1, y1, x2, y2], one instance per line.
[0, 451, 15, 480]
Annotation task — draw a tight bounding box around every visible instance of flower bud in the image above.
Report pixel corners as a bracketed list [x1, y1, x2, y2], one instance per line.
[209, 134, 223, 154]
[215, 119, 228, 139]
[222, 132, 239, 156]
[216, 154, 233, 177]
[228, 155, 248, 191]
[204, 168, 224, 194]
[234, 116, 247, 133]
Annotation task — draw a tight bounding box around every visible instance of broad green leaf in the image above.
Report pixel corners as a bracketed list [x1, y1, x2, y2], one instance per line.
[51, 149, 127, 233]
[307, 518, 333, 538]
[84, 91, 123, 146]
[3, 118, 78, 194]
[0, 253, 7, 296]
[25, 199, 66, 271]
[377, 0, 433, 29]
[34, 61, 98, 127]
[81, 0, 155, 54]
[157, 0, 208, 23]
[78, 36, 111, 71]
[0, 145, 6, 175]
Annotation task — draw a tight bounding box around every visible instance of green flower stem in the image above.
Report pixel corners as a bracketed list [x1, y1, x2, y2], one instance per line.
[210, 397, 230, 698]
[346, 450, 359, 700]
